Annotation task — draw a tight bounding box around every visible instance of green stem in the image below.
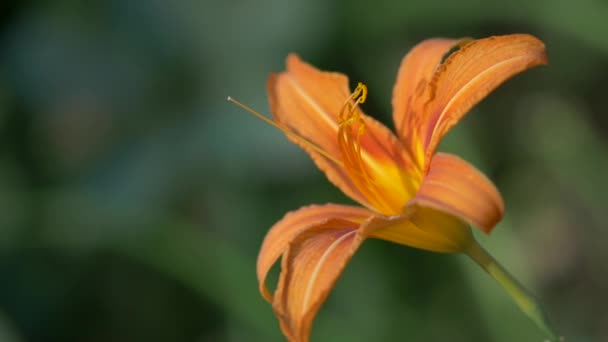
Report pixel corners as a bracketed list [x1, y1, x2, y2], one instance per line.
[465, 239, 559, 341]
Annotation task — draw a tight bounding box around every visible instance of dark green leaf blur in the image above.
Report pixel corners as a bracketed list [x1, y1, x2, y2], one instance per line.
[0, 0, 606, 341]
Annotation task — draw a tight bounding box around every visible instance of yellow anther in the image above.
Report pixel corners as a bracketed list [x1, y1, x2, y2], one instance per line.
[339, 83, 368, 123]
[354, 82, 368, 104]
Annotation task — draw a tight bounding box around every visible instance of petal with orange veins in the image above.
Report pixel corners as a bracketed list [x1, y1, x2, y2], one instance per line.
[391, 38, 466, 149]
[257, 203, 373, 303]
[408, 153, 505, 234]
[272, 218, 372, 342]
[268, 55, 416, 212]
[421, 34, 547, 165]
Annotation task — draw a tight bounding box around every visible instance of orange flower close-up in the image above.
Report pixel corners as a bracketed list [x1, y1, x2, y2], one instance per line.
[245, 34, 549, 341]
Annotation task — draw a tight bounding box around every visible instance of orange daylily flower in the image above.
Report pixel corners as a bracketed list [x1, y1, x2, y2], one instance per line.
[250, 34, 547, 341]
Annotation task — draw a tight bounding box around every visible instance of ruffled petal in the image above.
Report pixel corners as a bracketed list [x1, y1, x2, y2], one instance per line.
[391, 38, 465, 153]
[257, 203, 373, 302]
[408, 153, 504, 233]
[268, 54, 417, 213]
[420, 34, 547, 166]
[272, 219, 369, 342]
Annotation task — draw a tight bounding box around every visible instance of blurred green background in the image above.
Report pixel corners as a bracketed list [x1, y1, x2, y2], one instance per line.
[1, 0, 607, 341]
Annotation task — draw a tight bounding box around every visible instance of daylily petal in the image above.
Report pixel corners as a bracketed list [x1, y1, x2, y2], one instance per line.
[408, 152, 504, 233]
[257, 203, 373, 302]
[391, 38, 465, 154]
[367, 206, 473, 253]
[268, 55, 367, 207]
[420, 34, 547, 165]
[269, 54, 348, 155]
[273, 218, 371, 342]
[268, 54, 417, 214]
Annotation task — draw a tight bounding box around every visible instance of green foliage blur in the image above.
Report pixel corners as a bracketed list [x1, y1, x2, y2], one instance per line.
[1, 0, 607, 341]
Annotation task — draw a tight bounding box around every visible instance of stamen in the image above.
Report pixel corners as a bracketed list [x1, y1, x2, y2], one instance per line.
[337, 83, 395, 213]
[227, 96, 343, 166]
